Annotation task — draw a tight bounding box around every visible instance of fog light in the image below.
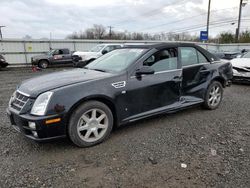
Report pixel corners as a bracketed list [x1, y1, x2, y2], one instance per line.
[28, 122, 36, 129]
[32, 131, 38, 137]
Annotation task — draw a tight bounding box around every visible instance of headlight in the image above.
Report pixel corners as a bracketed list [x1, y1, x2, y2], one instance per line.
[31, 92, 53, 116]
[9, 91, 17, 107]
[232, 68, 241, 76]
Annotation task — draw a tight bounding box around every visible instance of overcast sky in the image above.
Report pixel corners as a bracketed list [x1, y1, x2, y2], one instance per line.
[1, 0, 250, 39]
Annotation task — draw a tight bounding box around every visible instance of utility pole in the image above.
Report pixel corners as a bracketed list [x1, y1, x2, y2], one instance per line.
[108, 26, 114, 39]
[236, 0, 248, 42]
[0, 26, 6, 40]
[206, 0, 211, 41]
[236, 0, 243, 42]
[49, 32, 52, 50]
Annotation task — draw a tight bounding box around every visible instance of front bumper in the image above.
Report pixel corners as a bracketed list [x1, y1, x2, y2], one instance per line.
[31, 59, 39, 66]
[233, 76, 250, 84]
[6, 108, 67, 142]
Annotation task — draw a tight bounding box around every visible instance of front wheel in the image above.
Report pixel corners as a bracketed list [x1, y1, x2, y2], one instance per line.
[38, 60, 49, 69]
[203, 81, 223, 110]
[68, 101, 113, 147]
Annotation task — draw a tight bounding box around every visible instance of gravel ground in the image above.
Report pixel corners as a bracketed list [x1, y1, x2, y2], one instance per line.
[0, 67, 249, 188]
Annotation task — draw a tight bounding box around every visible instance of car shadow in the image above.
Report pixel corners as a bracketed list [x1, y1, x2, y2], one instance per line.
[113, 105, 202, 133]
[26, 105, 203, 151]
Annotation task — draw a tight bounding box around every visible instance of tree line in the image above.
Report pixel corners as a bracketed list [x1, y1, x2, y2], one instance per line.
[66, 24, 250, 43]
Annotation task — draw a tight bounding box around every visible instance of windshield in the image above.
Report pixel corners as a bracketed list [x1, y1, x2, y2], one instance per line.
[86, 48, 146, 72]
[242, 52, 250, 58]
[90, 45, 105, 52]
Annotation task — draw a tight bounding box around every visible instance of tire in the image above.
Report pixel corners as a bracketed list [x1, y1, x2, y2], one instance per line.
[203, 81, 223, 110]
[38, 60, 49, 69]
[68, 101, 113, 147]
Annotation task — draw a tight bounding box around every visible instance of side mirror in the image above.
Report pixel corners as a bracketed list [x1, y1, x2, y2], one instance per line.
[136, 66, 155, 76]
[102, 50, 108, 55]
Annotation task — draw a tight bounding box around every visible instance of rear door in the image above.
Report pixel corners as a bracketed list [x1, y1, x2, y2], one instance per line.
[179, 47, 211, 97]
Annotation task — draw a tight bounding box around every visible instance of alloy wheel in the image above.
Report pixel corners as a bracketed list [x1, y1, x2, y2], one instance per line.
[77, 108, 108, 143]
[208, 85, 222, 107]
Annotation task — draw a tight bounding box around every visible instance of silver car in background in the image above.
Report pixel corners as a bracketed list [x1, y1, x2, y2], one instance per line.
[231, 51, 250, 83]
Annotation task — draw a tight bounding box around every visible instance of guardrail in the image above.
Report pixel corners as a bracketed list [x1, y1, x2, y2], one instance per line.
[0, 39, 249, 64]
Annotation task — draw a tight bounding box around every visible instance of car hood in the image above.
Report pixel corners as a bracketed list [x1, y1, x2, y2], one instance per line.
[18, 69, 112, 98]
[73, 51, 98, 56]
[231, 58, 250, 77]
[231, 58, 250, 68]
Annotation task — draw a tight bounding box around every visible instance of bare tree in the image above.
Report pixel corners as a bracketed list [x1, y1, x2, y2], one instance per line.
[93, 24, 106, 39]
[66, 24, 250, 43]
[85, 28, 95, 39]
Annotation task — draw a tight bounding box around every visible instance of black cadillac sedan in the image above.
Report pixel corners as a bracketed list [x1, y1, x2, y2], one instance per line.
[7, 43, 233, 147]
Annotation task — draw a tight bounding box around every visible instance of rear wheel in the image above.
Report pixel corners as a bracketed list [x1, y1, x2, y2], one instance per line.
[38, 60, 49, 69]
[203, 81, 223, 110]
[68, 101, 113, 147]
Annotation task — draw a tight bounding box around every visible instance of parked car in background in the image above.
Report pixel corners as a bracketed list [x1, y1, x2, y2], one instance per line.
[213, 51, 242, 60]
[31, 48, 75, 69]
[7, 43, 233, 147]
[73, 44, 123, 67]
[0, 54, 9, 69]
[231, 51, 250, 83]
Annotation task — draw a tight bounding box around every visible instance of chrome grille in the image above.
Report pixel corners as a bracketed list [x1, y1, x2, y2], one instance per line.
[11, 91, 29, 111]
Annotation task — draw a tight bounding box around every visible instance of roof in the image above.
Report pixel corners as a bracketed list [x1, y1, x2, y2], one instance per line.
[96, 43, 123, 46]
[123, 42, 219, 62]
[123, 42, 198, 50]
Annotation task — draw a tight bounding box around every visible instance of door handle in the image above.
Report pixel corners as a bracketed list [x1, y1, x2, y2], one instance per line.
[172, 76, 182, 82]
[199, 70, 210, 75]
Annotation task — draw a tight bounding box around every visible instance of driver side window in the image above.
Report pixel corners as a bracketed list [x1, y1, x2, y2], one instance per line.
[143, 48, 178, 72]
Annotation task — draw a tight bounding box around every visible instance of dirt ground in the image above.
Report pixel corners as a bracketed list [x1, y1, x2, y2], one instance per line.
[0, 67, 249, 188]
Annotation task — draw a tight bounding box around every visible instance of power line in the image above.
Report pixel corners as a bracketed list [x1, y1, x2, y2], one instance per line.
[135, 7, 238, 32]
[144, 15, 250, 35]
[157, 18, 250, 36]
[112, 0, 188, 26]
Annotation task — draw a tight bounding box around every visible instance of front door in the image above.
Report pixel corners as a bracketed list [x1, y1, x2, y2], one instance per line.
[121, 48, 182, 121]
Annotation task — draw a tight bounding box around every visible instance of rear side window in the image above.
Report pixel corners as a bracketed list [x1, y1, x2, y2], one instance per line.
[180, 47, 208, 66]
[143, 48, 178, 72]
